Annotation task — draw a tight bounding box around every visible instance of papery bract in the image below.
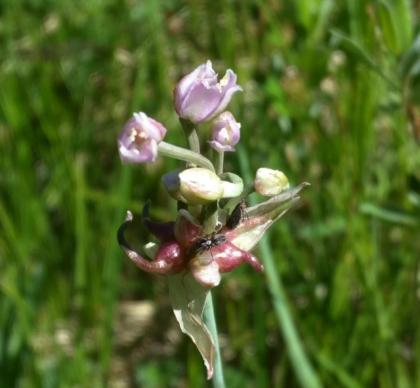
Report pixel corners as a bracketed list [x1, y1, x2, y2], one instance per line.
[174, 60, 242, 123]
[209, 111, 241, 152]
[118, 112, 167, 163]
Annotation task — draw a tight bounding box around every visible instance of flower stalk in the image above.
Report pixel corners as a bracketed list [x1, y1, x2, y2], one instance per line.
[180, 118, 201, 154]
[203, 293, 226, 388]
[216, 151, 224, 175]
[158, 141, 215, 172]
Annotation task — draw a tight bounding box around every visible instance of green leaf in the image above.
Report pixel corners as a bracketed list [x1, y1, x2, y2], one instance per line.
[359, 202, 418, 226]
[330, 29, 399, 88]
[377, 0, 400, 54]
[168, 274, 215, 379]
[393, 0, 414, 52]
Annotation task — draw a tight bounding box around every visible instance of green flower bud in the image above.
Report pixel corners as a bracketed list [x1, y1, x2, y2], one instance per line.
[254, 168, 289, 196]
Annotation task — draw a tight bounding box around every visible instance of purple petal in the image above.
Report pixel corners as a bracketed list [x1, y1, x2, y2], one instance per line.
[118, 138, 158, 163]
[117, 112, 167, 164]
[173, 62, 242, 123]
[178, 82, 223, 123]
[174, 61, 217, 115]
[206, 70, 242, 120]
[208, 140, 235, 152]
[209, 111, 241, 152]
[134, 112, 167, 140]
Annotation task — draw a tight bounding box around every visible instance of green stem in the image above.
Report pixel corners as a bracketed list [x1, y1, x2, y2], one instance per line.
[238, 147, 322, 388]
[203, 292, 225, 388]
[202, 202, 219, 234]
[216, 151, 224, 175]
[180, 118, 201, 153]
[158, 142, 215, 172]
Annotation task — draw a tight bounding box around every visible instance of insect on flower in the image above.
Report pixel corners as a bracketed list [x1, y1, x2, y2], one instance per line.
[188, 233, 227, 259]
[225, 199, 248, 230]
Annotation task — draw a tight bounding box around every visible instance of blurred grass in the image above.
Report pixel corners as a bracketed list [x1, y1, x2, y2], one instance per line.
[1, 0, 420, 387]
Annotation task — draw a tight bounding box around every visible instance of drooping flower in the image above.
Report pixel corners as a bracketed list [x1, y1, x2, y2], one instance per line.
[209, 111, 241, 152]
[174, 60, 242, 123]
[117, 184, 308, 287]
[254, 167, 290, 196]
[118, 112, 167, 163]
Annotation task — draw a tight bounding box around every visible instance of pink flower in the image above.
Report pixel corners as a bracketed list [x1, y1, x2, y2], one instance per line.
[118, 112, 167, 163]
[174, 61, 242, 123]
[209, 111, 241, 152]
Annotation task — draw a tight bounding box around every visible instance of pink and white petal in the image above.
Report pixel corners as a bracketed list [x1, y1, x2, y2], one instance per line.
[190, 259, 221, 288]
[177, 61, 215, 97]
[138, 139, 158, 162]
[208, 140, 235, 152]
[135, 112, 166, 140]
[174, 61, 217, 112]
[118, 141, 143, 163]
[206, 70, 242, 119]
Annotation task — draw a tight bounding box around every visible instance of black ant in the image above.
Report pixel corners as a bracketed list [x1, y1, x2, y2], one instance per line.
[187, 233, 227, 259]
[225, 199, 248, 230]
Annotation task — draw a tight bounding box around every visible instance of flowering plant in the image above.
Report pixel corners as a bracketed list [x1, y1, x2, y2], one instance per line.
[117, 60, 308, 380]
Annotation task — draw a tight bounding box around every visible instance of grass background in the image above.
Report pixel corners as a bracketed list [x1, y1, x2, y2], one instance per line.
[1, 0, 420, 387]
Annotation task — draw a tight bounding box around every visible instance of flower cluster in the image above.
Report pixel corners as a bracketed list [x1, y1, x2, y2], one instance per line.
[117, 60, 307, 378]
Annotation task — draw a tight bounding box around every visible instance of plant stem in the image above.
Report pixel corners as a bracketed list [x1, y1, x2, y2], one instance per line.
[180, 118, 201, 153]
[203, 292, 226, 388]
[179, 119, 224, 385]
[238, 147, 322, 388]
[202, 201, 219, 234]
[216, 151, 224, 175]
[158, 142, 215, 172]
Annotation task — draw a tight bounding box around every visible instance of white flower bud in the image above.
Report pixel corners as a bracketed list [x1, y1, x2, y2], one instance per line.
[179, 168, 224, 204]
[254, 168, 289, 196]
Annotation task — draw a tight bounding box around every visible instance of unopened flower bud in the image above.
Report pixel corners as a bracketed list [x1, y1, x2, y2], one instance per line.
[209, 111, 241, 152]
[118, 112, 167, 163]
[254, 168, 290, 196]
[174, 60, 242, 123]
[179, 168, 224, 205]
[162, 171, 184, 202]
